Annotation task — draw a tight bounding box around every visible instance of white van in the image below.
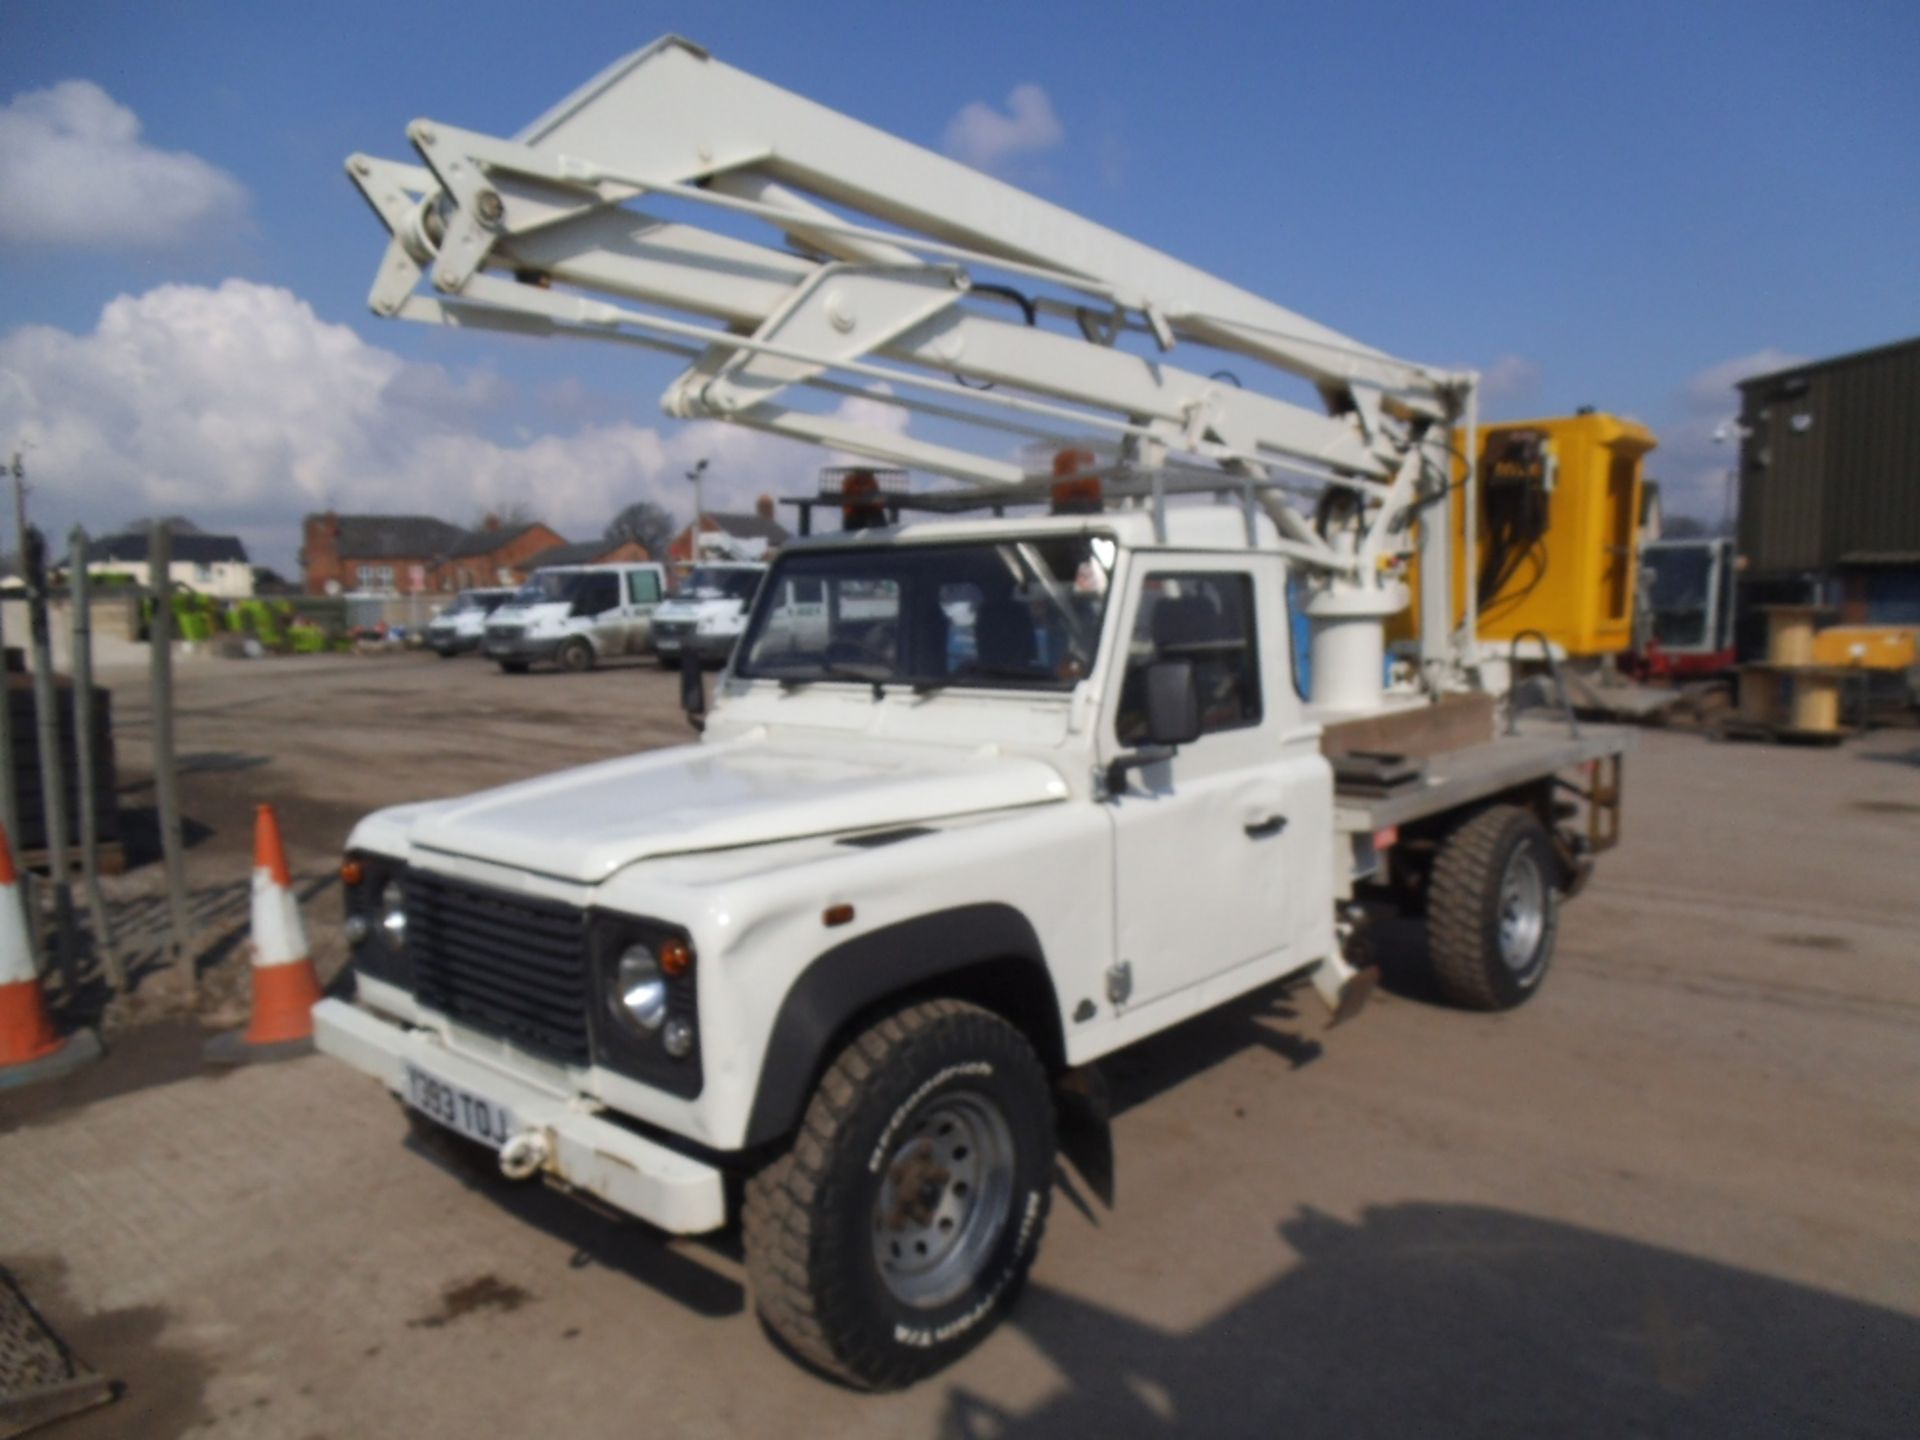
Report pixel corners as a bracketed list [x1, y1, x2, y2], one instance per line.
[648, 563, 768, 668]
[425, 588, 518, 657]
[483, 563, 667, 673]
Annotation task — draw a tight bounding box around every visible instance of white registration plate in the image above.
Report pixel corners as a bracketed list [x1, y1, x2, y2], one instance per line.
[404, 1065, 515, 1149]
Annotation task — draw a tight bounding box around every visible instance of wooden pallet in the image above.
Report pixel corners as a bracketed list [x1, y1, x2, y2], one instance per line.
[1715, 717, 1851, 747]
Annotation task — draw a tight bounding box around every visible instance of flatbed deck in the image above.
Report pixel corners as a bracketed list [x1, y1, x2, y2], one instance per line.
[1331, 720, 1633, 833]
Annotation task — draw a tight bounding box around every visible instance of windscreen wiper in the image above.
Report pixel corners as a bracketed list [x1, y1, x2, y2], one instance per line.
[758, 660, 893, 698]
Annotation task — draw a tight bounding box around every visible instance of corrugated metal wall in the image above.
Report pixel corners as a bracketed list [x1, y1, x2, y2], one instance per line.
[1736, 338, 1920, 576]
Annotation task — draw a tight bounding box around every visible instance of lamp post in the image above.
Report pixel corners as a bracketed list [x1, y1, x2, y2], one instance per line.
[686, 459, 709, 564]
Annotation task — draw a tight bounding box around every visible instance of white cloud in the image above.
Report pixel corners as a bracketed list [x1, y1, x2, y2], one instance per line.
[1683, 346, 1804, 410]
[0, 280, 912, 572]
[1478, 354, 1542, 407]
[1656, 346, 1808, 524]
[0, 80, 248, 249]
[942, 84, 1064, 173]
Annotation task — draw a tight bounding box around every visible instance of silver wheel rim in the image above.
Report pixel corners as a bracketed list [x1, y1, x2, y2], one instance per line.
[871, 1091, 1015, 1309]
[1498, 847, 1546, 973]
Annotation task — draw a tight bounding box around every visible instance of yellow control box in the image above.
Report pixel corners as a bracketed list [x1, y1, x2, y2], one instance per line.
[1395, 411, 1655, 657]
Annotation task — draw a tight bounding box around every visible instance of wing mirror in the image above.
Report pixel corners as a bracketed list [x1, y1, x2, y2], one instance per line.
[1108, 659, 1199, 793]
[1144, 658, 1201, 746]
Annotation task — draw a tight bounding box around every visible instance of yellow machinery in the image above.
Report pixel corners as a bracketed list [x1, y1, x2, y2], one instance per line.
[1394, 411, 1656, 657]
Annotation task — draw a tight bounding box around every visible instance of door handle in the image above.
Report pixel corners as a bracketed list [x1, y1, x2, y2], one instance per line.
[1243, 814, 1288, 838]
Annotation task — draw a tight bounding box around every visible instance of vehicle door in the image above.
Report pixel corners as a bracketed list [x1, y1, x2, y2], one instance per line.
[1099, 555, 1328, 1010]
[623, 567, 664, 651]
[570, 572, 624, 654]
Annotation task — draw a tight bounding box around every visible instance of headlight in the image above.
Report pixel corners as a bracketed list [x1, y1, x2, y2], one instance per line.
[613, 944, 668, 1031]
[379, 880, 407, 949]
[344, 913, 370, 945]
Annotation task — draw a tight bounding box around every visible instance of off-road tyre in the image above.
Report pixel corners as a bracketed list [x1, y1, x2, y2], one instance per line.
[496, 660, 530, 674]
[1428, 804, 1561, 1011]
[743, 999, 1054, 1390]
[557, 638, 595, 673]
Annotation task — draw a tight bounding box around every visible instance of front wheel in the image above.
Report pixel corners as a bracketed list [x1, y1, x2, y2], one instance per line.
[743, 999, 1055, 1390]
[1427, 804, 1561, 1010]
[556, 638, 595, 673]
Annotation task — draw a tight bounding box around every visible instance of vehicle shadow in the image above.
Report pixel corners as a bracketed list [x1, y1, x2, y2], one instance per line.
[400, 1119, 746, 1320]
[940, 1202, 1920, 1438]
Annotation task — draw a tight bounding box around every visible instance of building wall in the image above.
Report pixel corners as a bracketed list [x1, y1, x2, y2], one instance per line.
[84, 558, 254, 598]
[1737, 339, 1920, 578]
[431, 524, 566, 591]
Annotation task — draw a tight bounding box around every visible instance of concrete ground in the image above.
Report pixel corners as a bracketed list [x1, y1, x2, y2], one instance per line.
[2, 652, 1917, 1438]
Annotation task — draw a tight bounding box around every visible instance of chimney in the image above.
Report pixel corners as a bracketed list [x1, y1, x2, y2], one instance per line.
[756, 493, 775, 521]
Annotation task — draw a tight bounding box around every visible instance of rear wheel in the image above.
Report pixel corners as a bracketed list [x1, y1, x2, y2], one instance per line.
[743, 999, 1054, 1390]
[557, 638, 595, 673]
[1427, 805, 1560, 1010]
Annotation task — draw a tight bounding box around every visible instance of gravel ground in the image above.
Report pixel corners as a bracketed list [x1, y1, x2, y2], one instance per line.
[1, 652, 1916, 1438]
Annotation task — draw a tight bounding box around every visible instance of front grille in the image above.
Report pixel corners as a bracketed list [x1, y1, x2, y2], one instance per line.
[654, 620, 692, 640]
[405, 871, 591, 1065]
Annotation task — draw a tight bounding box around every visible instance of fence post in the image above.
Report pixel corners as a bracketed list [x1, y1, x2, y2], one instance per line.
[148, 525, 193, 990]
[69, 528, 121, 991]
[23, 526, 77, 991]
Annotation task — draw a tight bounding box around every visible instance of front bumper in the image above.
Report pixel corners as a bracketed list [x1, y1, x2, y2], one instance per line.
[313, 998, 727, 1234]
[427, 630, 480, 654]
[484, 630, 562, 661]
[654, 626, 735, 662]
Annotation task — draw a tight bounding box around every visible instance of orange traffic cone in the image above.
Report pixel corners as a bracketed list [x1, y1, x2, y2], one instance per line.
[204, 804, 323, 1065]
[0, 823, 101, 1090]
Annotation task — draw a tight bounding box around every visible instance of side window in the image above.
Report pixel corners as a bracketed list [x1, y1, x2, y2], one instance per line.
[573, 573, 619, 616]
[1115, 572, 1261, 745]
[627, 570, 661, 605]
[791, 577, 824, 606]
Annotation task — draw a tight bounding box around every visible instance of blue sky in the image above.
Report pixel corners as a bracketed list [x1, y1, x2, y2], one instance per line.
[2, 0, 1915, 572]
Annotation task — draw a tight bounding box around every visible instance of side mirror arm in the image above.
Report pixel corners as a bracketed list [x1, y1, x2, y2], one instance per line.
[1105, 744, 1175, 796]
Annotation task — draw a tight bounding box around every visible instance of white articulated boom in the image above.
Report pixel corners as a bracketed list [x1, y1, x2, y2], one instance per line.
[348, 33, 1480, 710]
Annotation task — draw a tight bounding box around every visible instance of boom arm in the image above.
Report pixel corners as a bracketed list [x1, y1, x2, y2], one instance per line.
[348, 35, 1479, 700]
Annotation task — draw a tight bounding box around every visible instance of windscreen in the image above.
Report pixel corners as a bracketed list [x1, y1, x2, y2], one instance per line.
[515, 571, 589, 604]
[1646, 547, 1713, 649]
[686, 567, 764, 602]
[736, 537, 1114, 691]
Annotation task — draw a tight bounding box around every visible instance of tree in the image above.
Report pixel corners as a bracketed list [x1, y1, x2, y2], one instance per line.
[605, 499, 677, 561]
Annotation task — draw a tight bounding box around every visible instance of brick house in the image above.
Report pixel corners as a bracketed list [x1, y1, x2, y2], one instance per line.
[431, 521, 566, 592]
[668, 496, 790, 564]
[301, 513, 465, 594]
[300, 512, 565, 594]
[522, 537, 653, 571]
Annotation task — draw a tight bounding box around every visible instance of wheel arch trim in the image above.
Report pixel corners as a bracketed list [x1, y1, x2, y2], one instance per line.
[740, 903, 1063, 1148]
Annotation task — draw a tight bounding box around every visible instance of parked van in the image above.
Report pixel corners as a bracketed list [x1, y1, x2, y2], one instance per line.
[425, 588, 519, 657]
[483, 563, 667, 673]
[648, 563, 767, 668]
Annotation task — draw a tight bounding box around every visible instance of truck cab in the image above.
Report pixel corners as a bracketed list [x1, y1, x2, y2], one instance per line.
[483, 562, 667, 673]
[425, 587, 518, 657]
[646, 561, 768, 668]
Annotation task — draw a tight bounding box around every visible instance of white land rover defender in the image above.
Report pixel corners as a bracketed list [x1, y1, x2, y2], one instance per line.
[482, 562, 667, 673]
[315, 505, 1626, 1388]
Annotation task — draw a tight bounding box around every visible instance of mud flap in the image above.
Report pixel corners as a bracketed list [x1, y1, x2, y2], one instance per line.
[1308, 948, 1378, 1027]
[1053, 1065, 1114, 1209]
